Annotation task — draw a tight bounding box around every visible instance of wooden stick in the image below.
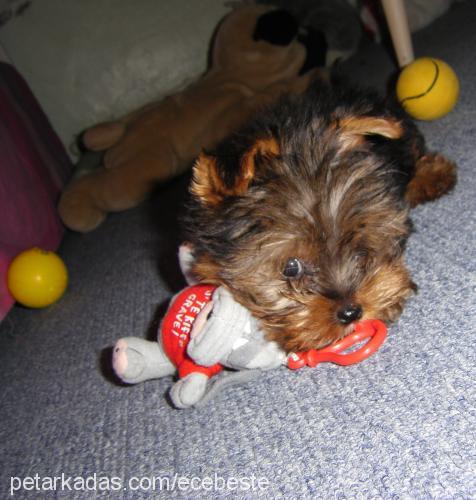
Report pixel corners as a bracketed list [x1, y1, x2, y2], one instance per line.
[381, 0, 415, 67]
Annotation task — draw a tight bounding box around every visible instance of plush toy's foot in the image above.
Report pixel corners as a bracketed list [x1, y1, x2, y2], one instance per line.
[58, 181, 108, 233]
[169, 373, 209, 409]
[113, 337, 175, 384]
[82, 122, 126, 151]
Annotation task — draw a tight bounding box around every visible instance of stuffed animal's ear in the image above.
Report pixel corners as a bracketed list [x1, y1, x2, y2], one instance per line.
[338, 116, 403, 150]
[191, 137, 280, 206]
[253, 9, 298, 46]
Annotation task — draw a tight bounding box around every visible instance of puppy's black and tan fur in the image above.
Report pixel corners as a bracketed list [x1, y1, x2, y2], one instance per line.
[183, 80, 456, 352]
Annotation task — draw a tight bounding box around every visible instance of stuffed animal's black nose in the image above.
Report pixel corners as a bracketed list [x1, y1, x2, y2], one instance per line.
[337, 304, 363, 324]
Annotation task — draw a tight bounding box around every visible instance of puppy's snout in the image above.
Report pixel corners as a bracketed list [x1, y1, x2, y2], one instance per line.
[337, 304, 363, 324]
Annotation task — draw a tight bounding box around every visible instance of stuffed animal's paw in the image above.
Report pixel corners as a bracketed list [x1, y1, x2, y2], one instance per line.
[58, 176, 108, 232]
[225, 339, 286, 370]
[169, 373, 209, 409]
[244, 341, 286, 369]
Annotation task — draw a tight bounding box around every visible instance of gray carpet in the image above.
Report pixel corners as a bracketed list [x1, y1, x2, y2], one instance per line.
[1, 3, 475, 498]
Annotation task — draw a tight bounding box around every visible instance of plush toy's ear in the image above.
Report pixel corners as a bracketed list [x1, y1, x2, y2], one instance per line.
[298, 27, 328, 72]
[191, 137, 280, 206]
[253, 9, 299, 46]
[338, 116, 403, 150]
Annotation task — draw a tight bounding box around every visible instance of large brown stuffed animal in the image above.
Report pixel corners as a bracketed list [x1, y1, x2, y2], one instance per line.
[58, 5, 321, 232]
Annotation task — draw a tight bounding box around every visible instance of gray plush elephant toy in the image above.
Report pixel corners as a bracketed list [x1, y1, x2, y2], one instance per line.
[112, 284, 286, 409]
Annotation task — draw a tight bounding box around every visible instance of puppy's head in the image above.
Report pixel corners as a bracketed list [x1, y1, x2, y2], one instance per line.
[184, 97, 417, 352]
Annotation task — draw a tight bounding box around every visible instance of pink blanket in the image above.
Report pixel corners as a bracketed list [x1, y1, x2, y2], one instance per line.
[0, 63, 72, 320]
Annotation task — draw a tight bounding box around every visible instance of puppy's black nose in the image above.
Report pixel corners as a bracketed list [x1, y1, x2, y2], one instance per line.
[337, 304, 363, 324]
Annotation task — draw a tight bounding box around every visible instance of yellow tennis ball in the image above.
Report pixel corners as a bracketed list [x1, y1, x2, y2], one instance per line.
[7, 248, 68, 308]
[396, 57, 459, 120]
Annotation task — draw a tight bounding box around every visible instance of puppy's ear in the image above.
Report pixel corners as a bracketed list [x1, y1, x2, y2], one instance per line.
[191, 137, 280, 205]
[338, 116, 403, 150]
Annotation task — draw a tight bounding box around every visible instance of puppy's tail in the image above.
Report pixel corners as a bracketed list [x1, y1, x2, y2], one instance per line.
[81, 121, 126, 151]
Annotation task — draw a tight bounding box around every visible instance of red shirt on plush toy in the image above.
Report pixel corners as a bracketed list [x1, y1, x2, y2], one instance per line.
[161, 284, 223, 379]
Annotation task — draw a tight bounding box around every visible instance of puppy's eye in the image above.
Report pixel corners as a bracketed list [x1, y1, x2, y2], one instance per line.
[282, 258, 304, 279]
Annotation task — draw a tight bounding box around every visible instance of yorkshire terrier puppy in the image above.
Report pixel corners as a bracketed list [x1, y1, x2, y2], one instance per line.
[182, 79, 456, 352]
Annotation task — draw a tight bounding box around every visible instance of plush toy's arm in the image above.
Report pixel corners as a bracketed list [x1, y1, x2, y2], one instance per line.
[186, 287, 252, 367]
[187, 286, 286, 370]
[224, 338, 286, 370]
